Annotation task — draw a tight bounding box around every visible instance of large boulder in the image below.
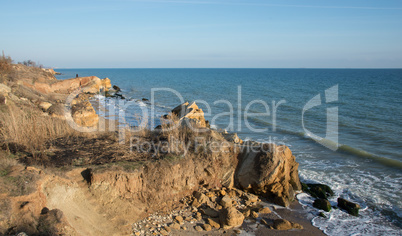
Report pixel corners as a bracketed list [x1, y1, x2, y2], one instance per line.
[235, 143, 301, 207]
[172, 102, 207, 128]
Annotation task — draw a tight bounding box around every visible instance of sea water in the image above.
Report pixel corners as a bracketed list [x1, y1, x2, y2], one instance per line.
[57, 68, 402, 235]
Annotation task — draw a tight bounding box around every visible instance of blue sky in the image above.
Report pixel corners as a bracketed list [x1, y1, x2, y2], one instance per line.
[1, 0, 402, 68]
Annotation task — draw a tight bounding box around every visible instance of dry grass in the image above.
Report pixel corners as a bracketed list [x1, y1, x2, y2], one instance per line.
[0, 104, 78, 158]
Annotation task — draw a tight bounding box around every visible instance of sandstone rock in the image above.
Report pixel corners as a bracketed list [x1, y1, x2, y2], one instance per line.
[219, 207, 244, 228]
[338, 198, 360, 216]
[175, 216, 184, 224]
[100, 78, 112, 91]
[71, 101, 99, 127]
[200, 207, 219, 218]
[258, 207, 271, 214]
[242, 209, 250, 217]
[244, 193, 259, 203]
[273, 219, 292, 230]
[195, 212, 202, 221]
[39, 101, 52, 111]
[220, 195, 233, 208]
[291, 222, 303, 229]
[194, 225, 203, 232]
[207, 218, 220, 229]
[169, 222, 180, 230]
[223, 133, 243, 144]
[251, 211, 259, 219]
[163, 226, 171, 232]
[313, 199, 331, 212]
[235, 144, 302, 207]
[194, 191, 210, 205]
[202, 223, 212, 231]
[172, 102, 207, 128]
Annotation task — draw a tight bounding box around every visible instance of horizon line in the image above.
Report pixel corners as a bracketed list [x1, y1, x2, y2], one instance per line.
[53, 67, 402, 70]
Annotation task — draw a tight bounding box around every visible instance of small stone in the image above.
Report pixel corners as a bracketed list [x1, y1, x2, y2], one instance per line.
[258, 207, 272, 214]
[242, 209, 250, 217]
[181, 226, 187, 230]
[202, 223, 212, 231]
[163, 226, 171, 232]
[273, 219, 292, 230]
[260, 218, 269, 226]
[291, 222, 304, 229]
[234, 229, 242, 234]
[194, 225, 203, 232]
[175, 216, 184, 224]
[135, 232, 140, 236]
[200, 207, 219, 218]
[251, 211, 259, 219]
[207, 218, 220, 229]
[220, 195, 233, 208]
[169, 222, 180, 230]
[160, 229, 169, 235]
[220, 190, 226, 196]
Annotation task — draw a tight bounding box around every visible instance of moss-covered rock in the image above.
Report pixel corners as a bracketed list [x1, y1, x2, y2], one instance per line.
[313, 198, 331, 212]
[337, 198, 360, 216]
[302, 183, 334, 200]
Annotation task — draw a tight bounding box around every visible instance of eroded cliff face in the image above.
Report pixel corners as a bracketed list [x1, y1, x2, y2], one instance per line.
[235, 144, 302, 207]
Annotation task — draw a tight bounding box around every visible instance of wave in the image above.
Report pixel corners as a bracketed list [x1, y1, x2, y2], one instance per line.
[247, 116, 402, 169]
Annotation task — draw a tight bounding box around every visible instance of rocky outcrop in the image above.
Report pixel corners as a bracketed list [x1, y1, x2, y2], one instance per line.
[41, 68, 61, 75]
[235, 144, 302, 207]
[171, 102, 208, 128]
[71, 101, 99, 127]
[22, 76, 111, 95]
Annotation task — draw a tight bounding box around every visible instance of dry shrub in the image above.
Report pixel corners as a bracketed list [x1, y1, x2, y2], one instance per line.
[0, 53, 13, 83]
[0, 104, 78, 156]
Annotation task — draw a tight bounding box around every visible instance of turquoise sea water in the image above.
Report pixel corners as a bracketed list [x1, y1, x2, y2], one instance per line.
[57, 69, 402, 235]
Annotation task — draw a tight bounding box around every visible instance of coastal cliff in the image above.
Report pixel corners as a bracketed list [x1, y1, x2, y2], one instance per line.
[0, 62, 321, 236]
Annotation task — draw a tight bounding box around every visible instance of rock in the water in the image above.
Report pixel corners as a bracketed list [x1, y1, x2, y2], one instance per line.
[113, 85, 121, 92]
[219, 207, 245, 228]
[302, 183, 334, 200]
[313, 199, 331, 212]
[235, 144, 301, 207]
[337, 198, 360, 216]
